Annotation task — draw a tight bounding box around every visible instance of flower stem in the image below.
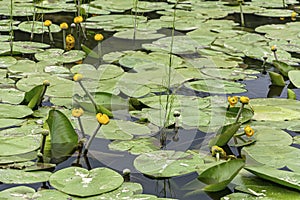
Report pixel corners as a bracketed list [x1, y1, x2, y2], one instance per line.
[78, 80, 98, 112]
[47, 26, 54, 45]
[84, 123, 101, 154]
[235, 103, 244, 123]
[77, 117, 85, 138]
[239, 1, 245, 27]
[62, 29, 66, 50]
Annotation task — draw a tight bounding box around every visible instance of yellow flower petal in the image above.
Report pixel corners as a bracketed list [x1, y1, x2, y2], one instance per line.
[240, 96, 250, 104]
[60, 22, 68, 30]
[73, 73, 83, 82]
[44, 20, 52, 27]
[227, 96, 238, 107]
[72, 108, 84, 118]
[96, 113, 110, 125]
[74, 16, 83, 24]
[244, 125, 254, 137]
[94, 33, 104, 41]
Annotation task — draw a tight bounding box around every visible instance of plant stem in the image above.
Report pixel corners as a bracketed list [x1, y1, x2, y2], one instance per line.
[30, 3, 37, 41]
[77, 117, 85, 138]
[283, 0, 286, 8]
[273, 51, 278, 61]
[239, 1, 244, 27]
[78, 80, 98, 112]
[9, 0, 13, 56]
[62, 30, 66, 50]
[133, 0, 138, 41]
[235, 103, 244, 123]
[47, 26, 54, 45]
[84, 123, 101, 154]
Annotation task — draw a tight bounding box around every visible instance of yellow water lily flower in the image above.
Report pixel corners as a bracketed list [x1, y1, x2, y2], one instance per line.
[291, 11, 298, 18]
[44, 20, 52, 27]
[227, 96, 238, 107]
[74, 16, 83, 24]
[60, 22, 68, 30]
[211, 145, 226, 157]
[240, 96, 250, 104]
[96, 113, 110, 125]
[244, 125, 254, 137]
[66, 34, 75, 44]
[72, 108, 84, 118]
[94, 33, 104, 41]
[73, 73, 83, 82]
[271, 45, 277, 52]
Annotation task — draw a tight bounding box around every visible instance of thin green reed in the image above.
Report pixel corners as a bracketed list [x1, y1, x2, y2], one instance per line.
[9, 0, 13, 56]
[132, 0, 139, 41]
[160, 0, 179, 147]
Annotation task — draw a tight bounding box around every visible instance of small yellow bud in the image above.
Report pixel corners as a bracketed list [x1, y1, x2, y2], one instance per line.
[44, 20, 52, 27]
[271, 45, 277, 52]
[227, 96, 239, 107]
[279, 17, 285, 21]
[66, 34, 75, 44]
[94, 33, 104, 41]
[74, 16, 83, 24]
[244, 125, 254, 137]
[291, 11, 298, 18]
[240, 96, 250, 104]
[60, 22, 68, 30]
[73, 73, 83, 82]
[211, 145, 226, 157]
[96, 113, 110, 125]
[43, 80, 50, 86]
[72, 108, 84, 118]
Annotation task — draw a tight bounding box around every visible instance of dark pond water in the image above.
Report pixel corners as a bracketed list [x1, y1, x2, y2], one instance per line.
[1, 0, 300, 199]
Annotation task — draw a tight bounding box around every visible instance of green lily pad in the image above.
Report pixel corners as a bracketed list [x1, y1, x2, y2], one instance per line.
[288, 70, 300, 88]
[0, 88, 25, 104]
[99, 120, 153, 140]
[114, 29, 165, 40]
[109, 137, 160, 155]
[0, 119, 25, 129]
[134, 150, 203, 178]
[35, 49, 86, 63]
[0, 186, 35, 200]
[18, 21, 61, 34]
[251, 98, 300, 121]
[0, 151, 37, 164]
[49, 167, 124, 197]
[184, 79, 247, 94]
[0, 56, 17, 69]
[242, 145, 299, 169]
[0, 104, 33, 118]
[245, 165, 300, 191]
[0, 169, 51, 184]
[0, 135, 40, 156]
[198, 159, 245, 192]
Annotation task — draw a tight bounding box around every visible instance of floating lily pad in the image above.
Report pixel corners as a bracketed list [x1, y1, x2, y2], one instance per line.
[114, 29, 165, 40]
[18, 21, 61, 34]
[0, 56, 17, 69]
[109, 137, 160, 155]
[0, 169, 51, 184]
[288, 70, 300, 88]
[0, 186, 35, 199]
[0, 135, 40, 156]
[99, 120, 153, 140]
[245, 165, 300, 191]
[0, 104, 33, 118]
[134, 150, 203, 178]
[0, 88, 25, 104]
[251, 98, 300, 121]
[35, 49, 86, 63]
[49, 167, 124, 197]
[184, 79, 246, 94]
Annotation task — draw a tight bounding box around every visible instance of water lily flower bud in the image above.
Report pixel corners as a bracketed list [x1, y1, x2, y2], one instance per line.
[44, 20, 52, 27]
[244, 125, 254, 137]
[60, 22, 68, 30]
[227, 96, 238, 107]
[122, 168, 131, 175]
[96, 113, 110, 125]
[73, 73, 83, 82]
[291, 11, 298, 18]
[66, 34, 75, 44]
[240, 96, 250, 104]
[43, 80, 50, 86]
[173, 110, 180, 117]
[72, 108, 84, 118]
[211, 145, 226, 157]
[74, 16, 83, 24]
[271, 45, 277, 52]
[94, 33, 104, 41]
